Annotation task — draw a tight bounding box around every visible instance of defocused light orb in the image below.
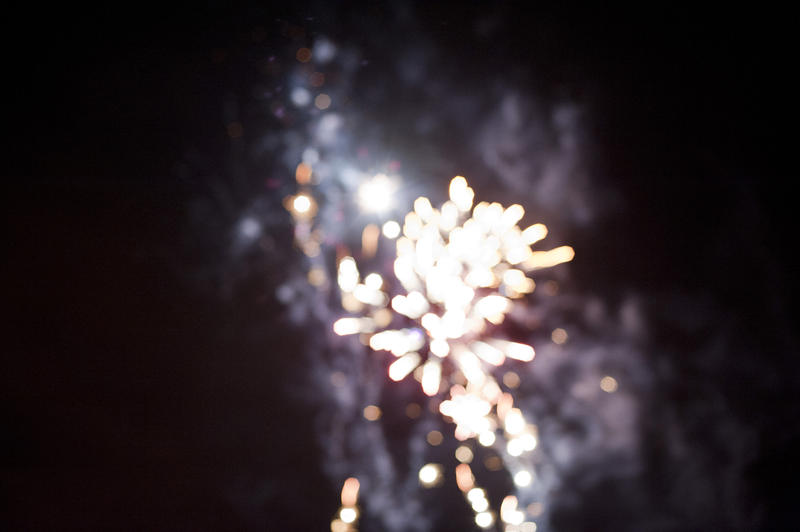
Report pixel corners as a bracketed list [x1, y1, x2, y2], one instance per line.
[315, 93, 332, 109]
[475, 511, 494, 528]
[358, 174, 396, 214]
[339, 507, 357, 524]
[455, 445, 474, 463]
[238, 217, 261, 239]
[382, 220, 401, 238]
[418, 463, 442, 487]
[363, 405, 381, 421]
[551, 327, 568, 344]
[291, 87, 311, 106]
[600, 375, 618, 393]
[514, 470, 533, 487]
[293, 194, 312, 213]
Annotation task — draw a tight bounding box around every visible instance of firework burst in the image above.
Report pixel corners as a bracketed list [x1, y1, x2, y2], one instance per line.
[329, 175, 573, 530]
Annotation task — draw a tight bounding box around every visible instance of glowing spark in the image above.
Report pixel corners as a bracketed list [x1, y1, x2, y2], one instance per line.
[418, 463, 443, 487]
[475, 511, 494, 528]
[382, 220, 401, 239]
[514, 470, 533, 487]
[339, 507, 357, 524]
[293, 194, 311, 213]
[388, 352, 422, 381]
[601, 375, 619, 393]
[358, 173, 397, 214]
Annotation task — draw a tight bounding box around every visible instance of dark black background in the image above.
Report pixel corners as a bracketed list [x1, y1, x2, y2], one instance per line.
[7, 3, 798, 530]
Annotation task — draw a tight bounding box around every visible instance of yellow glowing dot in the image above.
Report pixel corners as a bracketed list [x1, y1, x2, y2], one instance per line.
[330, 518, 348, 532]
[339, 506, 358, 524]
[503, 371, 520, 389]
[521, 522, 538, 532]
[600, 376, 618, 393]
[418, 463, 442, 487]
[296, 47, 312, 62]
[426, 430, 444, 446]
[551, 328, 568, 345]
[307, 267, 326, 286]
[405, 403, 422, 418]
[455, 445, 474, 463]
[382, 220, 401, 239]
[363, 405, 382, 421]
[484, 455, 503, 471]
[315, 93, 332, 109]
[514, 470, 533, 487]
[293, 194, 311, 213]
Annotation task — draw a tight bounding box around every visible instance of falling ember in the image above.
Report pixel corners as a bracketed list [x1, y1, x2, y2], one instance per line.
[341, 477, 360, 507]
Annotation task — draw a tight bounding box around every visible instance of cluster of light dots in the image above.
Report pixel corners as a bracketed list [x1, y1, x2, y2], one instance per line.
[446, 443, 540, 530]
[332, 176, 574, 530]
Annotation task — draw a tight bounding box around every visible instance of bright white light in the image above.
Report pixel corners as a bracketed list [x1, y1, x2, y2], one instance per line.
[475, 511, 494, 528]
[358, 174, 396, 214]
[293, 195, 312, 213]
[430, 338, 450, 357]
[388, 352, 421, 381]
[514, 470, 533, 487]
[520, 433, 538, 451]
[418, 463, 442, 486]
[333, 317, 374, 336]
[467, 488, 486, 503]
[421, 359, 441, 396]
[478, 431, 496, 446]
[504, 409, 525, 435]
[471, 497, 489, 512]
[339, 507, 357, 524]
[507, 438, 525, 456]
[382, 220, 401, 239]
[364, 273, 383, 290]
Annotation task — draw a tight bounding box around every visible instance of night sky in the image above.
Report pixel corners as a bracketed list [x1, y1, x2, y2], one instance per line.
[8, 3, 799, 531]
